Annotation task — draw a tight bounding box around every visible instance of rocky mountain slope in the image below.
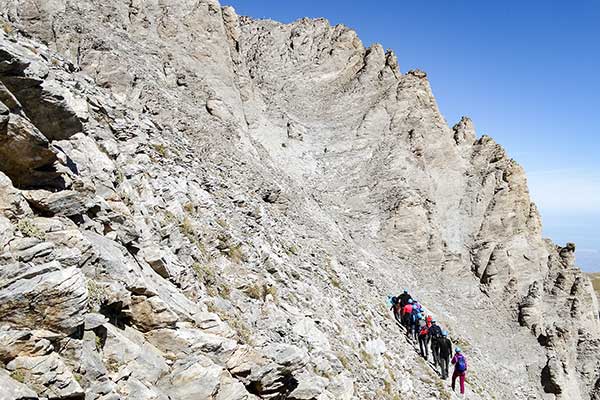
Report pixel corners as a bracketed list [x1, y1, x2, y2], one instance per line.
[0, 1, 599, 399]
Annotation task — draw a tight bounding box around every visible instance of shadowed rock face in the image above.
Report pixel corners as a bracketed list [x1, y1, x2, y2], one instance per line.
[0, 39, 84, 188]
[2, 76, 84, 140]
[0, 1, 598, 400]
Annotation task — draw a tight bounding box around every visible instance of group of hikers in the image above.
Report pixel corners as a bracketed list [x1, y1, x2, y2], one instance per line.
[389, 290, 468, 396]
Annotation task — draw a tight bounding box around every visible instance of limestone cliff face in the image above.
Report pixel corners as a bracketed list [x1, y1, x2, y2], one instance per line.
[0, 1, 598, 400]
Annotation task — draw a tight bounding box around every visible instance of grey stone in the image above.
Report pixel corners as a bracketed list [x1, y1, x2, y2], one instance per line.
[0, 2, 596, 400]
[288, 372, 328, 400]
[22, 189, 92, 217]
[84, 313, 109, 330]
[146, 325, 238, 364]
[0, 172, 31, 218]
[0, 368, 38, 400]
[6, 353, 84, 399]
[0, 264, 87, 334]
[0, 80, 23, 114]
[0, 113, 57, 187]
[161, 356, 223, 400]
[129, 295, 178, 332]
[0, 328, 54, 364]
[0, 75, 84, 141]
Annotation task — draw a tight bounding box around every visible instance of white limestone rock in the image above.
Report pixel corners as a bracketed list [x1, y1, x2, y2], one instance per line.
[0, 2, 597, 400]
[0, 368, 39, 400]
[6, 353, 83, 399]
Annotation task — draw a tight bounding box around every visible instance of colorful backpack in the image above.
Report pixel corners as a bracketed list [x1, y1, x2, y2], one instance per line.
[410, 308, 419, 322]
[456, 355, 467, 372]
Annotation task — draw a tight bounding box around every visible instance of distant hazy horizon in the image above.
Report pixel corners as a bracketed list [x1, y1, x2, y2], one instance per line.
[533, 208, 599, 272]
[224, 0, 600, 271]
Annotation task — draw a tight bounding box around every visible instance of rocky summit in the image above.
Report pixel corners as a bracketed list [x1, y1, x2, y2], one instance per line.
[0, 1, 598, 400]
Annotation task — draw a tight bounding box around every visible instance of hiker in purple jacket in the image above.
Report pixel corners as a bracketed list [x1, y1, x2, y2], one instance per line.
[451, 347, 468, 395]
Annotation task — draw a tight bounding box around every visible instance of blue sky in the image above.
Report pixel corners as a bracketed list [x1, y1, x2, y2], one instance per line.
[224, 0, 600, 271]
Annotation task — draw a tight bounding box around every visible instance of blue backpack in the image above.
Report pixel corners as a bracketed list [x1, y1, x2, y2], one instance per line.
[456, 355, 467, 372]
[410, 308, 419, 323]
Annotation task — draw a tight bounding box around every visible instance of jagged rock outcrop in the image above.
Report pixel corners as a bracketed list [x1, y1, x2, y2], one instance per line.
[0, 1, 598, 399]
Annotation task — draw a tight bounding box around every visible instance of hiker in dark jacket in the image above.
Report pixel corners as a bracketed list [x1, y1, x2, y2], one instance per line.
[398, 290, 412, 309]
[438, 331, 453, 379]
[428, 320, 443, 367]
[417, 316, 429, 359]
[390, 296, 402, 323]
[451, 347, 468, 395]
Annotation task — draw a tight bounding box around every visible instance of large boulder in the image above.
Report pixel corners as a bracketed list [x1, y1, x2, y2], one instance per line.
[288, 372, 328, 400]
[0, 38, 87, 189]
[22, 189, 92, 217]
[6, 353, 83, 399]
[0, 113, 57, 188]
[26, 79, 88, 139]
[228, 344, 309, 398]
[0, 368, 38, 400]
[162, 355, 223, 400]
[145, 325, 238, 364]
[102, 324, 169, 385]
[0, 40, 85, 141]
[0, 263, 87, 334]
[215, 374, 256, 400]
[0, 328, 54, 364]
[0, 172, 31, 218]
[139, 245, 184, 281]
[129, 295, 178, 332]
